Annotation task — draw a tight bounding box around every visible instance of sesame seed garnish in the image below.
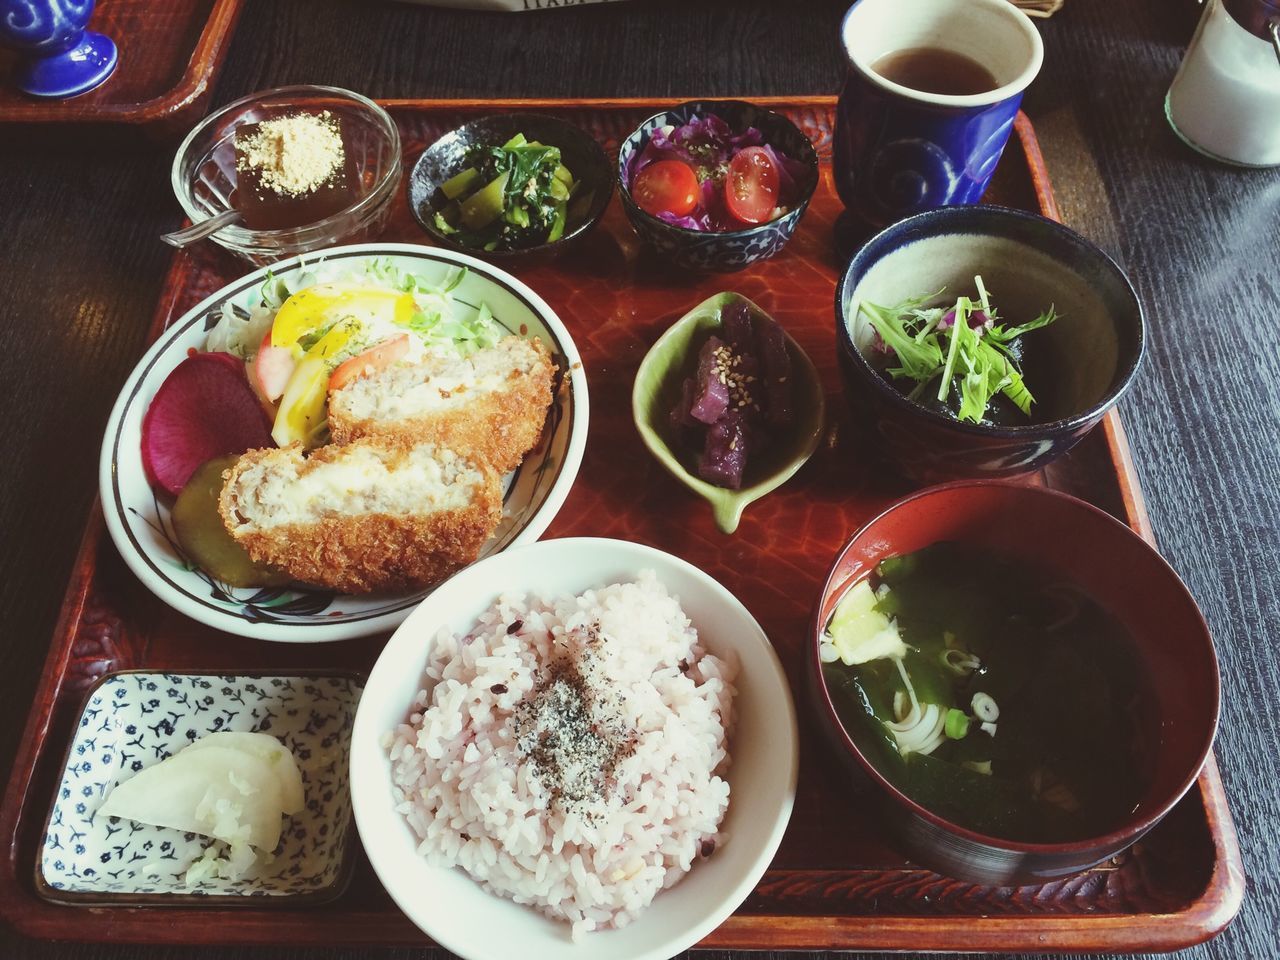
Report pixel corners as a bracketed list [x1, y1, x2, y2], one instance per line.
[710, 343, 760, 410]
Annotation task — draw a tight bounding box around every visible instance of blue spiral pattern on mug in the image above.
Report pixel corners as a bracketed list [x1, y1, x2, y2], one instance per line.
[0, 0, 92, 50]
[869, 139, 960, 213]
[834, 68, 1024, 225]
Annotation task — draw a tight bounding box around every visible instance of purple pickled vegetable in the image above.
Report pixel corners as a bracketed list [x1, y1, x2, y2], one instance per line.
[689, 336, 732, 424]
[754, 314, 794, 427]
[670, 300, 798, 492]
[699, 408, 750, 489]
[670, 377, 701, 430]
[721, 301, 755, 355]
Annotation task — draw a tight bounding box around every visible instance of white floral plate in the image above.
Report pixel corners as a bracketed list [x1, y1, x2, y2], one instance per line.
[99, 243, 589, 643]
[38, 671, 362, 905]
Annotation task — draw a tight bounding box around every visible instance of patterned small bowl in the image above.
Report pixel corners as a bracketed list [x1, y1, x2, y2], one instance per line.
[38, 671, 363, 906]
[617, 100, 819, 273]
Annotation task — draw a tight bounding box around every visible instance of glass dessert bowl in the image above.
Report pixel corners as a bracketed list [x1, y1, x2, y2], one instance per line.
[171, 85, 401, 266]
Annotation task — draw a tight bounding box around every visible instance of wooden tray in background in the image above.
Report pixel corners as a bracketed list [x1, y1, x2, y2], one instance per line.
[0, 98, 1245, 952]
[0, 0, 244, 131]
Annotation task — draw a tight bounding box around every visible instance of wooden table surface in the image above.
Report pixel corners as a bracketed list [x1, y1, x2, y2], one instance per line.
[0, 0, 1275, 957]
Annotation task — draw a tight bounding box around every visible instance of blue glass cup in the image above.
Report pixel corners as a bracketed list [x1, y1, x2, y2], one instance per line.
[0, 0, 118, 99]
[834, 0, 1043, 227]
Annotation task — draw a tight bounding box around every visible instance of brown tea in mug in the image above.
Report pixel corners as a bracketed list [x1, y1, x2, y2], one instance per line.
[871, 47, 999, 96]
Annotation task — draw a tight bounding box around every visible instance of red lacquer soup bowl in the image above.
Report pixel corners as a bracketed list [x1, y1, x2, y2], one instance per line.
[807, 481, 1219, 885]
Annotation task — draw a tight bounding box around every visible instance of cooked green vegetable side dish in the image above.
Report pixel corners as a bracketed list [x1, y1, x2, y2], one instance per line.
[821, 542, 1154, 843]
[432, 133, 589, 251]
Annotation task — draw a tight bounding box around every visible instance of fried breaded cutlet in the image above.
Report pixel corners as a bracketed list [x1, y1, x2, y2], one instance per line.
[218, 438, 502, 594]
[327, 335, 554, 474]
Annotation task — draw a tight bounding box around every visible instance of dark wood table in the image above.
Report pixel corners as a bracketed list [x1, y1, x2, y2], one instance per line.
[0, 0, 1274, 957]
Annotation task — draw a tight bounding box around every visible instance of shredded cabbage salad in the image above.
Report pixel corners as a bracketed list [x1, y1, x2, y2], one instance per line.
[204, 256, 501, 366]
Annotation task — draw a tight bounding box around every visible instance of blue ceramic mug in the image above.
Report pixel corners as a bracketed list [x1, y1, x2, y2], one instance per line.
[0, 0, 117, 98]
[834, 0, 1043, 227]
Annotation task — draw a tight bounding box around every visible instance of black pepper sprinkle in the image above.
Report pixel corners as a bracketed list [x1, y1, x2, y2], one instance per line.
[678, 659, 690, 673]
[490, 683, 508, 694]
[460, 832, 471, 841]
[700, 839, 716, 858]
[510, 622, 637, 817]
[506, 620, 523, 635]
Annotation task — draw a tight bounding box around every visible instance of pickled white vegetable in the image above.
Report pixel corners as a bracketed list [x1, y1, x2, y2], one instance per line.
[97, 742, 296, 853]
[183, 731, 304, 814]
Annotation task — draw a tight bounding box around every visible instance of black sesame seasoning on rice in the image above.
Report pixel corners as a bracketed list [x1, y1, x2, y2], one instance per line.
[510, 622, 636, 818]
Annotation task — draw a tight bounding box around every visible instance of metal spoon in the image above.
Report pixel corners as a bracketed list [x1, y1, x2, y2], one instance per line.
[161, 209, 242, 248]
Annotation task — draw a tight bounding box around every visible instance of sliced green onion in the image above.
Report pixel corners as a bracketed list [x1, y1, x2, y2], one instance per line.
[944, 708, 970, 740]
[941, 648, 982, 675]
[972, 691, 1000, 722]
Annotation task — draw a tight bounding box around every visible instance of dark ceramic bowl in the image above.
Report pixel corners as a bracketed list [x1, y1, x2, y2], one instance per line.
[808, 481, 1219, 885]
[836, 205, 1145, 482]
[617, 100, 820, 273]
[407, 113, 613, 266]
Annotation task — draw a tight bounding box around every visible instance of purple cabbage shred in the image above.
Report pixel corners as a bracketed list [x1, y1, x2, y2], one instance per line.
[629, 114, 802, 232]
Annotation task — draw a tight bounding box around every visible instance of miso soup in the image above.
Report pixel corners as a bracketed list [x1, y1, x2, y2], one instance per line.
[821, 541, 1154, 844]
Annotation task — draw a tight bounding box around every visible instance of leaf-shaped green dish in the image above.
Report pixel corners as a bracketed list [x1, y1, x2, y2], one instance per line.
[632, 292, 826, 534]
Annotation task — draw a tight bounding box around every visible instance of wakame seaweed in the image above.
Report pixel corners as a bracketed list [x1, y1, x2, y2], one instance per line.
[824, 541, 1155, 844]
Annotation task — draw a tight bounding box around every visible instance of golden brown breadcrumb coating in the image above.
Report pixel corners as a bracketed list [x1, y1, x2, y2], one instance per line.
[218, 442, 502, 594]
[327, 338, 555, 474]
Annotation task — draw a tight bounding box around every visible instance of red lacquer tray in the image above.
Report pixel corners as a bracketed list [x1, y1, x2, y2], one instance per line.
[0, 97, 1244, 952]
[0, 0, 244, 132]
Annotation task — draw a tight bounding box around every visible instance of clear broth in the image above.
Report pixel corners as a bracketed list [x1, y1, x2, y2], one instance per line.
[824, 542, 1155, 844]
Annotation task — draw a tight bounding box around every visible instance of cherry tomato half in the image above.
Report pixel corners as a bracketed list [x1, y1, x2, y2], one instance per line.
[632, 160, 700, 218]
[724, 146, 779, 225]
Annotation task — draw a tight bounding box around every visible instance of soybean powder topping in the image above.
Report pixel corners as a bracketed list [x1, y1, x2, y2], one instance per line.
[236, 111, 345, 197]
[511, 623, 635, 817]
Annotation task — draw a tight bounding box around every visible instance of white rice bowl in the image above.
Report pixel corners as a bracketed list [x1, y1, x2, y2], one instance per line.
[351, 538, 798, 960]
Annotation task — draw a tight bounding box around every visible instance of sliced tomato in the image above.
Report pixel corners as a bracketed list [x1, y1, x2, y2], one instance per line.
[250, 330, 297, 404]
[724, 146, 780, 225]
[632, 160, 700, 218]
[328, 333, 410, 393]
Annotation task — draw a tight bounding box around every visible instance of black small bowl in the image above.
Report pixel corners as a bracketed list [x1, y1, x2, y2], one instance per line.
[617, 100, 819, 273]
[407, 113, 614, 266]
[836, 205, 1145, 482]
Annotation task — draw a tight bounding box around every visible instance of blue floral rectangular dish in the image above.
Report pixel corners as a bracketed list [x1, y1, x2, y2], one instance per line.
[37, 671, 363, 906]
